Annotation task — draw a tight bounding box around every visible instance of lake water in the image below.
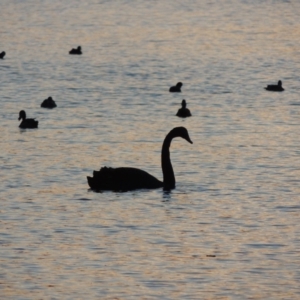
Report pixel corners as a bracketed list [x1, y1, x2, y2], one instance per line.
[1, 0, 300, 299]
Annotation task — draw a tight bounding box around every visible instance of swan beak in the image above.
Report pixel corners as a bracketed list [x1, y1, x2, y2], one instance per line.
[18, 117, 21, 121]
[185, 136, 193, 144]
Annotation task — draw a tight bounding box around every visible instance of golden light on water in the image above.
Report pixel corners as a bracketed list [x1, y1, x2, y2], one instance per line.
[1, 0, 300, 299]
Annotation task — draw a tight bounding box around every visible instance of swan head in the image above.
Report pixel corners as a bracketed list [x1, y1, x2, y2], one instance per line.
[171, 127, 193, 144]
[181, 99, 187, 108]
[278, 80, 282, 87]
[176, 82, 183, 88]
[18, 110, 26, 121]
[77, 46, 81, 51]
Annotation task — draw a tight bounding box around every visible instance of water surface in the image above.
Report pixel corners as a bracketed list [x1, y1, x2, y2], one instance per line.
[1, 0, 300, 299]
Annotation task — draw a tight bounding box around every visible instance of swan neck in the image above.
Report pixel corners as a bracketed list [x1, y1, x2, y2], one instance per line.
[161, 133, 175, 190]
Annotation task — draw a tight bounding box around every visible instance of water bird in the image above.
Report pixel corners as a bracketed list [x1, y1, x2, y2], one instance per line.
[87, 127, 193, 191]
[69, 46, 82, 55]
[265, 80, 284, 92]
[41, 97, 57, 108]
[0, 51, 5, 59]
[18, 110, 38, 129]
[169, 82, 183, 92]
[176, 100, 192, 118]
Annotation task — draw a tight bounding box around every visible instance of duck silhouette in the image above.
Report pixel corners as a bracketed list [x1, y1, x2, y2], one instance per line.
[169, 82, 183, 92]
[87, 127, 193, 191]
[41, 97, 57, 108]
[176, 100, 192, 118]
[0, 51, 5, 59]
[69, 46, 82, 55]
[265, 80, 284, 92]
[18, 110, 38, 129]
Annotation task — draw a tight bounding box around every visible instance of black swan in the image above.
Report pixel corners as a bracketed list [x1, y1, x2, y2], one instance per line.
[265, 80, 284, 92]
[18, 110, 38, 129]
[169, 82, 183, 92]
[176, 100, 192, 118]
[87, 127, 193, 191]
[41, 96, 57, 108]
[0, 51, 5, 59]
[69, 46, 82, 55]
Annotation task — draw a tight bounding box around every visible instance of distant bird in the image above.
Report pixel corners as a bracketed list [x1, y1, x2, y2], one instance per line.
[0, 51, 5, 59]
[265, 80, 284, 92]
[41, 97, 57, 109]
[87, 127, 193, 191]
[169, 82, 183, 93]
[69, 46, 82, 55]
[176, 100, 192, 118]
[18, 110, 38, 129]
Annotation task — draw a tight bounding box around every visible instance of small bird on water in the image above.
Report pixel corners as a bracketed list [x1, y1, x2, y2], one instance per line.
[169, 82, 183, 93]
[264, 80, 284, 92]
[69, 46, 82, 55]
[176, 100, 192, 118]
[41, 96, 57, 109]
[18, 110, 38, 129]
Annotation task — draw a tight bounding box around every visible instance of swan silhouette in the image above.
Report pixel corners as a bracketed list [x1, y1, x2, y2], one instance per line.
[87, 127, 193, 191]
[176, 100, 192, 118]
[0, 51, 5, 59]
[265, 80, 284, 92]
[169, 82, 183, 92]
[69, 46, 82, 55]
[18, 110, 38, 129]
[41, 96, 57, 108]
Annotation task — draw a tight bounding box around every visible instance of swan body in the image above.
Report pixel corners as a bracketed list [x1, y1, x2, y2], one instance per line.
[87, 127, 193, 191]
[169, 82, 183, 92]
[18, 110, 38, 129]
[265, 80, 284, 92]
[176, 99, 192, 118]
[88, 167, 163, 191]
[69, 46, 82, 55]
[0, 51, 5, 59]
[41, 96, 57, 108]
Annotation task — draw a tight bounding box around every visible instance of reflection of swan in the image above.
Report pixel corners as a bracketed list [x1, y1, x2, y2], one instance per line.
[69, 46, 82, 55]
[265, 80, 284, 92]
[41, 97, 57, 108]
[176, 100, 192, 118]
[87, 127, 193, 191]
[169, 82, 183, 92]
[0, 51, 5, 59]
[18, 110, 38, 129]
